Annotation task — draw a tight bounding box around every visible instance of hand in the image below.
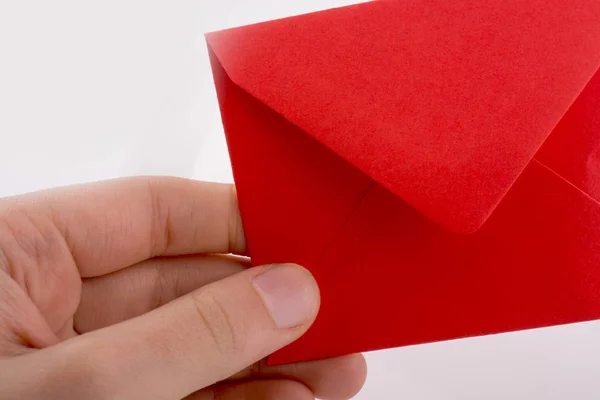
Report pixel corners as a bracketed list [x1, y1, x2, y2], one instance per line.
[0, 177, 366, 399]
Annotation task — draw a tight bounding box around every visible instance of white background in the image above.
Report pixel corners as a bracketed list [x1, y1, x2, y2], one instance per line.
[1, 1, 600, 399]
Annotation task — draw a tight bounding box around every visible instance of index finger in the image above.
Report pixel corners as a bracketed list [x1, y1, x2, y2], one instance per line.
[2, 177, 246, 277]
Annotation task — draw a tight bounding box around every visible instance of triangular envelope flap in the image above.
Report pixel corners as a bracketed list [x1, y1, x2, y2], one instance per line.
[207, 0, 600, 233]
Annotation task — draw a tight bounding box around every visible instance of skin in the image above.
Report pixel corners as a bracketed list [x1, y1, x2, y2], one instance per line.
[0, 177, 367, 399]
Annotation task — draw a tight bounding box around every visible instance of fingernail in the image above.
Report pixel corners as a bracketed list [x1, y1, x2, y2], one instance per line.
[253, 264, 320, 329]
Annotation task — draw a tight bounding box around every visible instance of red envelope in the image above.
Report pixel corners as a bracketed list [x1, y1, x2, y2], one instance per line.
[206, 0, 600, 365]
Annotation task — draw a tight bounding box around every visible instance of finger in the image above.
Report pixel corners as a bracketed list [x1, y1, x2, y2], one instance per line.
[75, 254, 249, 333]
[11, 264, 319, 399]
[0, 268, 60, 354]
[77, 254, 364, 400]
[4, 177, 246, 278]
[187, 380, 314, 400]
[233, 354, 368, 400]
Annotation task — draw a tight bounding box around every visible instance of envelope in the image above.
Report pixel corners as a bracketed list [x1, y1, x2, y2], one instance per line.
[206, 0, 600, 365]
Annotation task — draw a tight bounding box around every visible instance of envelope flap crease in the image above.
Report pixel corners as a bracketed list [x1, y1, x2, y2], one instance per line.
[206, 0, 600, 233]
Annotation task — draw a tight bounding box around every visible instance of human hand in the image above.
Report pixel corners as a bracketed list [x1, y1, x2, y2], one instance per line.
[0, 177, 366, 399]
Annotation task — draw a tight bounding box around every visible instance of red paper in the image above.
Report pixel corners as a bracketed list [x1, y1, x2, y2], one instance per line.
[206, 0, 600, 365]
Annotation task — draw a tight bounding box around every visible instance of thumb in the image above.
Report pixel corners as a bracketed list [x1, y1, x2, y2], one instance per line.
[5, 264, 320, 400]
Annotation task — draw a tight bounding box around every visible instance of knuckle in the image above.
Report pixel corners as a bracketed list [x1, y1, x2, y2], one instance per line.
[146, 179, 171, 257]
[0, 209, 47, 273]
[190, 288, 246, 356]
[0, 207, 75, 293]
[152, 263, 176, 309]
